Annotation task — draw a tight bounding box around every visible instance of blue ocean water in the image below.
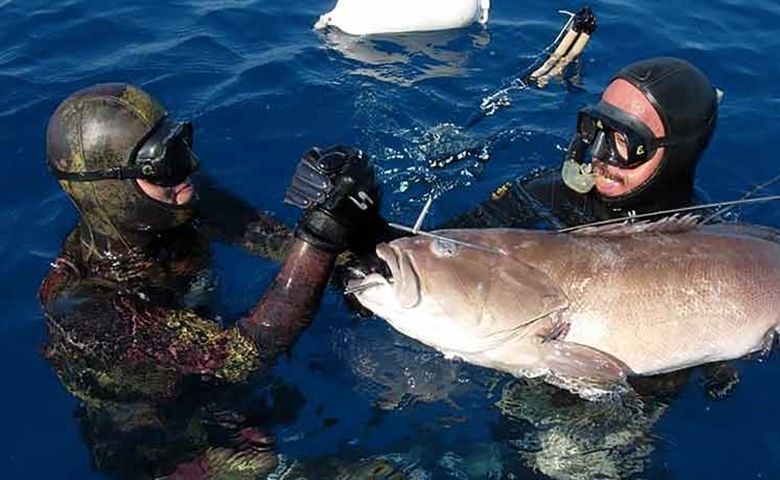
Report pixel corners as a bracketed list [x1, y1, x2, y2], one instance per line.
[1, 0, 779, 478]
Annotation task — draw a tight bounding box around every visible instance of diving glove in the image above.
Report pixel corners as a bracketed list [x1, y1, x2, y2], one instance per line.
[285, 145, 384, 253]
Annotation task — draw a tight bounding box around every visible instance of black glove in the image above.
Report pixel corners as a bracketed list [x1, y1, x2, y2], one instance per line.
[285, 145, 386, 253]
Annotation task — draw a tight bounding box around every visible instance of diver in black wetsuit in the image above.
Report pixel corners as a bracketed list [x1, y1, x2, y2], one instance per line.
[446, 57, 740, 395]
[442, 56, 719, 231]
[300, 57, 732, 480]
[39, 83, 392, 479]
[431, 57, 738, 480]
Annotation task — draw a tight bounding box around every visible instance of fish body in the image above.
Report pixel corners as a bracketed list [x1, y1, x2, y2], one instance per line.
[348, 219, 780, 399]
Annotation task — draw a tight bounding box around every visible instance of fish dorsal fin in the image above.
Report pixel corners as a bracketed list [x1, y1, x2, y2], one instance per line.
[566, 213, 702, 236]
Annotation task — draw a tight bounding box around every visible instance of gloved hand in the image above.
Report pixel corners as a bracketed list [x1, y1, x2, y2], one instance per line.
[285, 145, 386, 253]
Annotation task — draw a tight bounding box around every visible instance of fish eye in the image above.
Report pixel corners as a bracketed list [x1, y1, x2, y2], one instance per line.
[432, 238, 458, 257]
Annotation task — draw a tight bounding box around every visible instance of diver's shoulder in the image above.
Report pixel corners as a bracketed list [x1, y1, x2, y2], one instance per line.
[516, 165, 560, 186]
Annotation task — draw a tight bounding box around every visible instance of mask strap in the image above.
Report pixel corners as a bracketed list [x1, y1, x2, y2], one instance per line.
[48, 164, 149, 182]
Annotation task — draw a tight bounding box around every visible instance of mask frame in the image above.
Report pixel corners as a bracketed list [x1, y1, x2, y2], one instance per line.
[49, 118, 200, 187]
[576, 101, 666, 169]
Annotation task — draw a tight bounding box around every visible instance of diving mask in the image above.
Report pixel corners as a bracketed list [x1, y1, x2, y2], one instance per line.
[576, 101, 667, 169]
[561, 100, 670, 194]
[50, 118, 200, 187]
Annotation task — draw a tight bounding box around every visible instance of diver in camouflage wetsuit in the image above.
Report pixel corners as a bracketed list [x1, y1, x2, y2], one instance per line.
[38, 83, 391, 479]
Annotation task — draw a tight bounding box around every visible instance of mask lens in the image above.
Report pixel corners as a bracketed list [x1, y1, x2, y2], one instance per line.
[576, 103, 662, 168]
[612, 132, 630, 161]
[135, 120, 199, 186]
[576, 111, 599, 142]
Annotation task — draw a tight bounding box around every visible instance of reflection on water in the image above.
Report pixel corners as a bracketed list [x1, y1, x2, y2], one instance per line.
[495, 380, 659, 480]
[333, 320, 469, 410]
[318, 28, 491, 86]
[331, 313, 707, 479]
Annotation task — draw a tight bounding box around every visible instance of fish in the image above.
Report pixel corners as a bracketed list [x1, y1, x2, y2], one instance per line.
[346, 216, 780, 400]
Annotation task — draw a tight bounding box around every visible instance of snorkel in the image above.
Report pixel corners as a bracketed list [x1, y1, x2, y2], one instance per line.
[561, 135, 595, 194]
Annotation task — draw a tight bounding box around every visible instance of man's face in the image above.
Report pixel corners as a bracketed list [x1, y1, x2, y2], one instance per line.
[136, 177, 195, 205]
[592, 79, 665, 197]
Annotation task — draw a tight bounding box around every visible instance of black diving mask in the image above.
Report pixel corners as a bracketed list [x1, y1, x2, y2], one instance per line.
[133, 119, 199, 186]
[572, 101, 668, 169]
[560, 101, 667, 193]
[50, 118, 200, 187]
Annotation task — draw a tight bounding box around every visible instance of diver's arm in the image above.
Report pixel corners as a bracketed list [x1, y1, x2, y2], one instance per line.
[239, 145, 384, 364]
[239, 238, 336, 364]
[197, 173, 293, 262]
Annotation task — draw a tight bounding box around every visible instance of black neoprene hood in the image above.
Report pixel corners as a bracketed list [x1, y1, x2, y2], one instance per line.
[600, 57, 719, 212]
[615, 57, 717, 146]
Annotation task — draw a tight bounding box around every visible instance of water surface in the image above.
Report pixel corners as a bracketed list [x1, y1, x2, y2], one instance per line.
[1, 1, 778, 478]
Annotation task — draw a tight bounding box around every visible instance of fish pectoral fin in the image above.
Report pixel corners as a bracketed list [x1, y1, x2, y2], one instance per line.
[539, 340, 633, 402]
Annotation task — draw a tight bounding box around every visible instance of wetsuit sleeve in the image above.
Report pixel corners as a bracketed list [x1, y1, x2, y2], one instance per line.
[238, 238, 338, 366]
[196, 173, 293, 262]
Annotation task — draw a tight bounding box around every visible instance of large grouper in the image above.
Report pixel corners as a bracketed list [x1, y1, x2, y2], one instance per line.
[346, 216, 780, 400]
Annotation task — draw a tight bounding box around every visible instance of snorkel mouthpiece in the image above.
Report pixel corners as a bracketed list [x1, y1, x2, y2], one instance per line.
[561, 159, 596, 193]
[561, 136, 596, 193]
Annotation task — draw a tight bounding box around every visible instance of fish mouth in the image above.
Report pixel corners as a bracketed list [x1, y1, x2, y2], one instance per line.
[343, 243, 421, 308]
[377, 243, 421, 308]
[341, 246, 395, 298]
[339, 250, 392, 317]
[340, 250, 392, 285]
